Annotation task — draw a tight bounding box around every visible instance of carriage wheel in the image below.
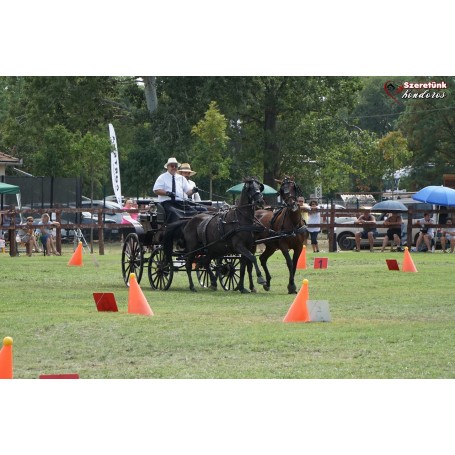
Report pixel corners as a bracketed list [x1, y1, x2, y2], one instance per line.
[196, 258, 217, 288]
[121, 233, 144, 286]
[217, 256, 241, 291]
[148, 246, 173, 290]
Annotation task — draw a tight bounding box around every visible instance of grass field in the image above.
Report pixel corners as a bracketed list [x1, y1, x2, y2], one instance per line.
[1, 242, 454, 379]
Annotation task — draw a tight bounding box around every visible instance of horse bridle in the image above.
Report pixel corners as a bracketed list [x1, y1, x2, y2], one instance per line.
[280, 177, 300, 211]
[243, 178, 265, 209]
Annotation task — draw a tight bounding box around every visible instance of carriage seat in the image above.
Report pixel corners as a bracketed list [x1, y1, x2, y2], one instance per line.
[166, 205, 199, 223]
[155, 203, 167, 224]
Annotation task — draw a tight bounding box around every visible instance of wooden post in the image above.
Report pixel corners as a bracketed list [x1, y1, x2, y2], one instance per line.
[98, 208, 104, 255]
[328, 203, 336, 252]
[55, 210, 62, 255]
[407, 208, 413, 248]
[9, 209, 17, 256]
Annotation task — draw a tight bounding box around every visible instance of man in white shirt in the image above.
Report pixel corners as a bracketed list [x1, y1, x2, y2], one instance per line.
[413, 212, 435, 252]
[440, 218, 455, 253]
[153, 157, 205, 222]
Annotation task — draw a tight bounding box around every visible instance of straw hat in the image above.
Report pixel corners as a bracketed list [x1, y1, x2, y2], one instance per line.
[164, 157, 180, 169]
[177, 163, 196, 176]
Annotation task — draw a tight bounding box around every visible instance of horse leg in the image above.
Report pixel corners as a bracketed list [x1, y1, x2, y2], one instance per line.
[246, 260, 256, 292]
[280, 247, 297, 294]
[236, 245, 266, 286]
[292, 246, 302, 274]
[204, 256, 218, 291]
[238, 257, 257, 293]
[240, 253, 257, 293]
[186, 253, 197, 292]
[237, 258, 251, 294]
[259, 246, 274, 291]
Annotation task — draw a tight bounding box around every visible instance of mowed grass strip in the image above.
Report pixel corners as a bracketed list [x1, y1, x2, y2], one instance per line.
[1, 244, 454, 378]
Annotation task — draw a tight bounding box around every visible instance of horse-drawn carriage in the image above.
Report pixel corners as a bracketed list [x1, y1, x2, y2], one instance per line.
[121, 177, 307, 294]
[120, 198, 244, 291]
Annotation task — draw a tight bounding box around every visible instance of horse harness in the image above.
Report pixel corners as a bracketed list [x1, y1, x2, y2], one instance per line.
[196, 205, 265, 248]
[259, 206, 307, 242]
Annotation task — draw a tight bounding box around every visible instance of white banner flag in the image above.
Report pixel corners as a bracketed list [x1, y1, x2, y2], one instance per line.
[109, 123, 122, 206]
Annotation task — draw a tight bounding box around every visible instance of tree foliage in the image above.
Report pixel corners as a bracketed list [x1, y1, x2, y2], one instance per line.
[191, 101, 231, 198]
[398, 76, 455, 188]
[1, 75, 450, 201]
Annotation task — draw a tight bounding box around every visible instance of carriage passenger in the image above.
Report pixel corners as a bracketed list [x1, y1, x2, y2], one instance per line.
[177, 163, 202, 202]
[153, 157, 207, 223]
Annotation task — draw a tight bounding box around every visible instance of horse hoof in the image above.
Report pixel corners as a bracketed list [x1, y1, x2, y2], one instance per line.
[263, 285, 270, 292]
[257, 276, 266, 285]
[250, 287, 257, 293]
[240, 288, 250, 294]
[190, 287, 197, 293]
[210, 285, 218, 291]
[288, 285, 297, 294]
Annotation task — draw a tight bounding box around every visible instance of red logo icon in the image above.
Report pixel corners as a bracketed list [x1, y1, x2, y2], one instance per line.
[384, 81, 404, 104]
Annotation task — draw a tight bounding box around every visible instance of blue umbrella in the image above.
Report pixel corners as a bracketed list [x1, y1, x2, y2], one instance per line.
[371, 200, 408, 212]
[412, 185, 455, 206]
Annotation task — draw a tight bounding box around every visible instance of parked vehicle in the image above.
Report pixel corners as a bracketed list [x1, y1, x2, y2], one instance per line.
[319, 204, 356, 233]
[78, 200, 124, 225]
[49, 212, 120, 242]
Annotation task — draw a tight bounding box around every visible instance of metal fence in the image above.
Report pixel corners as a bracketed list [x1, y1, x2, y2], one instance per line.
[0, 176, 82, 210]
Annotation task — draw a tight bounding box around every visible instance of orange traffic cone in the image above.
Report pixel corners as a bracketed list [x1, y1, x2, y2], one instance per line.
[402, 247, 418, 273]
[297, 246, 307, 270]
[68, 241, 83, 267]
[0, 337, 13, 379]
[128, 273, 154, 316]
[283, 279, 311, 322]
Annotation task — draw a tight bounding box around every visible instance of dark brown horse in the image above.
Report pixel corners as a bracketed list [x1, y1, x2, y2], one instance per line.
[163, 177, 267, 292]
[244, 176, 307, 294]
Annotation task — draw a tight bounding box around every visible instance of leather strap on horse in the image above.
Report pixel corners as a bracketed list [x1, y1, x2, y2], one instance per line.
[263, 205, 307, 240]
[196, 215, 214, 246]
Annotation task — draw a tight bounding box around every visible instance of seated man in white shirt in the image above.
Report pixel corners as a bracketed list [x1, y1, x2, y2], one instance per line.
[153, 157, 207, 223]
[413, 212, 435, 252]
[440, 218, 455, 253]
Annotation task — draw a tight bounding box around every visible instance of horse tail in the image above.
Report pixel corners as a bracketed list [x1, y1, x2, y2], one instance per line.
[162, 220, 188, 261]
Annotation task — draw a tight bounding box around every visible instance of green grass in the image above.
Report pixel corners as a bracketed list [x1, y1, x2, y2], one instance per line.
[1, 244, 455, 378]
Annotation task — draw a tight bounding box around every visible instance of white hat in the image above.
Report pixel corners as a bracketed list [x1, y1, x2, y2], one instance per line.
[164, 157, 180, 169]
[177, 163, 197, 176]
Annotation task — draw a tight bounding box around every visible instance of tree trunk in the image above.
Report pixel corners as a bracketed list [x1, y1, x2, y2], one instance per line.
[142, 76, 158, 113]
[263, 107, 280, 187]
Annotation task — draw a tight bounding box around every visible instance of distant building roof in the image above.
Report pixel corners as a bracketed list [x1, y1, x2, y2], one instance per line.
[0, 152, 22, 165]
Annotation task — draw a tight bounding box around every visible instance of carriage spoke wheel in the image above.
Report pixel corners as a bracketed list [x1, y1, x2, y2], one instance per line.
[195, 258, 217, 288]
[148, 246, 173, 290]
[121, 233, 144, 286]
[217, 256, 241, 291]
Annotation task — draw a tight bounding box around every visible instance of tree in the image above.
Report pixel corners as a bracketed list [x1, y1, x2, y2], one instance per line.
[351, 76, 406, 136]
[208, 77, 364, 187]
[142, 76, 158, 113]
[32, 125, 77, 177]
[376, 131, 412, 192]
[71, 132, 111, 198]
[191, 101, 231, 199]
[398, 77, 455, 188]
